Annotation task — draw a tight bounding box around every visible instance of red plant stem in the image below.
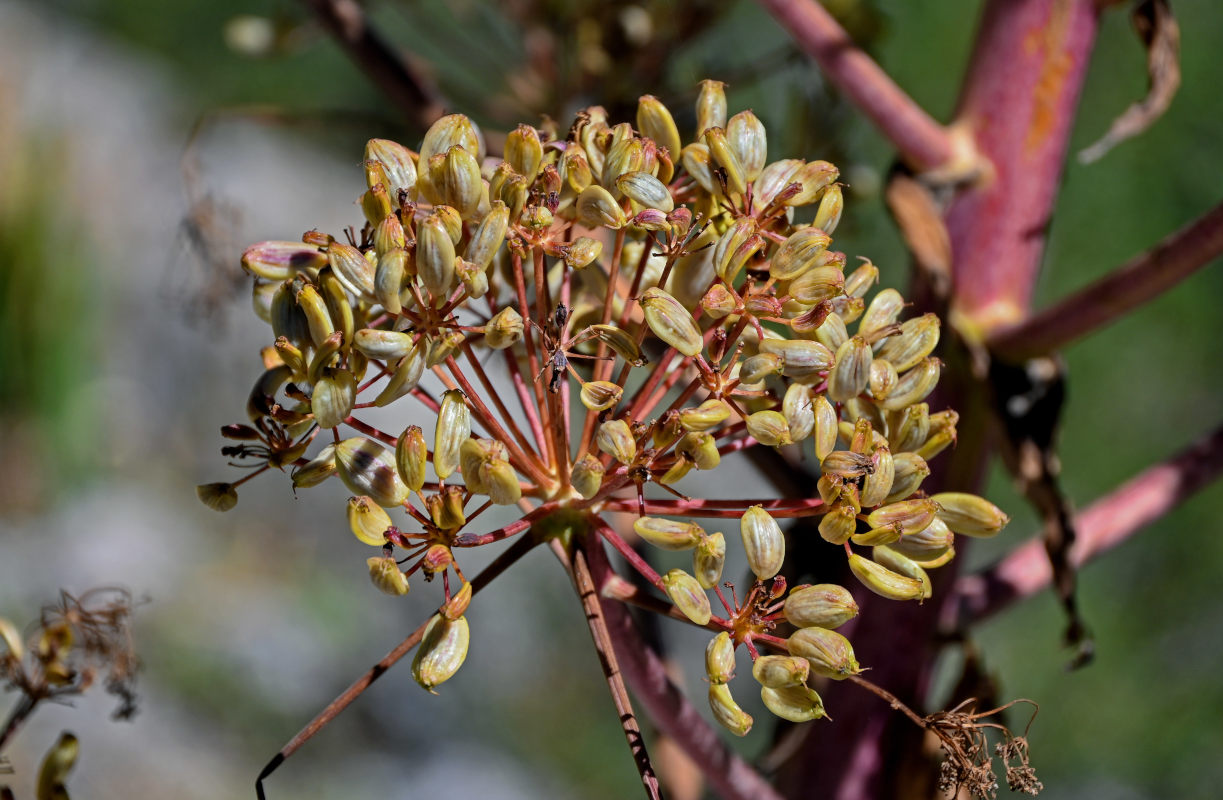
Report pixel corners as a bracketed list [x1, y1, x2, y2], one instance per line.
[460, 342, 541, 463]
[988, 200, 1223, 360]
[342, 415, 397, 446]
[756, 0, 955, 172]
[511, 250, 552, 461]
[951, 422, 1223, 625]
[597, 521, 664, 588]
[583, 534, 786, 800]
[498, 340, 550, 462]
[578, 229, 628, 457]
[602, 497, 826, 519]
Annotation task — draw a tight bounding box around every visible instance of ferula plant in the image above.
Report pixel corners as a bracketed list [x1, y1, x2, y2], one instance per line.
[200, 82, 1033, 798]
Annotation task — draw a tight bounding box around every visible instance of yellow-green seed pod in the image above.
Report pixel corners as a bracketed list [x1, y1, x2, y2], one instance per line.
[242, 240, 328, 281]
[771, 227, 832, 281]
[505, 124, 543, 179]
[375, 344, 426, 406]
[36, 731, 79, 800]
[580, 381, 623, 412]
[662, 568, 711, 625]
[705, 631, 736, 684]
[844, 258, 879, 299]
[395, 429, 426, 497]
[740, 353, 783, 384]
[868, 358, 898, 400]
[914, 547, 956, 570]
[693, 532, 726, 589]
[640, 287, 702, 357]
[375, 248, 407, 314]
[850, 525, 901, 547]
[821, 450, 874, 480]
[888, 516, 953, 561]
[588, 324, 646, 366]
[602, 137, 645, 193]
[681, 142, 718, 196]
[616, 171, 674, 212]
[365, 138, 417, 201]
[746, 410, 791, 448]
[417, 213, 456, 302]
[434, 390, 471, 480]
[860, 447, 895, 508]
[788, 626, 861, 680]
[784, 584, 859, 630]
[295, 284, 334, 348]
[596, 419, 636, 465]
[420, 113, 482, 171]
[465, 201, 509, 269]
[327, 241, 377, 301]
[885, 452, 930, 503]
[858, 288, 905, 341]
[312, 369, 356, 429]
[784, 160, 839, 207]
[866, 498, 938, 536]
[726, 110, 767, 183]
[759, 338, 835, 382]
[931, 492, 1010, 537]
[304, 331, 341, 387]
[576, 184, 626, 230]
[455, 257, 488, 299]
[873, 546, 932, 599]
[818, 502, 858, 544]
[695, 79, 727, 137]
[196, 482, 238, 512]
[347, 496, 392, 548]
[354, 329, 413, 361]
[481, 457, 521, 505]
[916, 428, 956, 461]
[813, 394, 839, 461]
[761, 684, 828, 723]
[752, 655, 810, 689]
[891, 403, 930, 453]
[412, 613, 470, 693]
[701, 284, 738, 318]
[741, 505, 785, 580]
[874, 313, 941, 372]
[878, 358, 941, 411]
[361, 182, 392, 226]
[564, 236, 603, 269]
[0, 616, 24, 662]
[848, 552, 926, 601]
[676, 431, 720, 470]
[788, 265, 846, 306]
[318, 270, 356, 346]
[659, 456, 693, 486]
[253, 280, 278, 324]
[570, 454, 605, 499]
[426, 330, 465, 369]
[484, 306, 523, 350]
[810, 310, 848, 353]
[782, 383, 815, 443]
[637, 95, 682, 159]
[634, 517, 704, 551]
[459, 437, 502, 494]
[291, 443, 337, 489]
[813, 184, 844, 233]
[336, 437, 410, 507]
[713, 217, 758, 282]
[679, 399, 731, 432]
[561, 143, 593, 193]
[828, 336, 872, 403]
[703, 127, 746, 196]
[709, 682, 753, 736]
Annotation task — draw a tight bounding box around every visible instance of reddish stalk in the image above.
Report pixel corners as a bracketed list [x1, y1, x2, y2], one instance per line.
[602, 497, 826, 519]
[460, 341, 542, 463]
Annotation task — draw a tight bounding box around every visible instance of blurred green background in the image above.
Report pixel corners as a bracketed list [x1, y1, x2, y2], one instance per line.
[1, 0, 1220, 797]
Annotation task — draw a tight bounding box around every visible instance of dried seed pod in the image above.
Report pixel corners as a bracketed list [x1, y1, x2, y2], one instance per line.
[712, 218, 759, 282]
[412, 613, 470, 693]
[858, 288, 904, 341]
[709, 682, 753, 736]
[771, 227, 832, 280]
[821, 450, 874, 479]
[633, 517, 704, 551]
[848, 552, 926, 601]
[887, 516, 954, 561]
[885, 452, 930, 503]
[417, 213, 456, 302]
[787, 627, 861, 680]
[570, 454, 604, 499]
[327, 241, 377, 301]
[873, 546, 932, 599]
[746, 410, 792, 447]
[727, 110, 767, 182]
[505, 124, 543, 179]
[813, 184, 844, 233]
[291, 443, 337, 489]
[812, 394, 839, 461]
[459, 437, 502, 494]
[874, 313, 941, 372]
[596, 419, 636, 465]
[431, 490, 466, 528]
[312, 369, 356, 429]
[481, 457, 521, 505]
[365, 138, 417, 201]
[705, 631, 736, 684]
[588, 324, 646, 366]
[580, 381, 623, 412]
[335, 437, 410, 507]
[811, 311, 848, 352]
[784, 160, 839, 206]
[782, 383, 815, 442]
[639, 287, 703, 357]
[434, 390, 471, 480]
[676, 431, 720, 470]
[375, 344, 426, 406]
[662, 568, 712, 625]
[482, 307, 523, 350]
[758, 338, 835, 381]
[761, 684, 828, 723]
[679, 399, 731, 432]
[878, 357, 941, 411]
[196, 482, 238, 512]
[818, 503, 858, 544]
[828, 336, 872, 402]
[860, 447, 895, 508]
[242, 240, 327, 281]
[866, 498, 938, 536]
[295, 284, 334, 348]
[693, 532, 726, 589]
[931, 492, 1010, 537]
[752, 655, 811, 689]
[788, 265, 846, 305]
[616, 171, 674, 212]
[368, 556, 410, 596]
[891, 403, 930, 452]
[784, 584, 859, 629]
[695, 79, 727, 136]
[741, 505, 785, 580]
[0, 616, 24, 662]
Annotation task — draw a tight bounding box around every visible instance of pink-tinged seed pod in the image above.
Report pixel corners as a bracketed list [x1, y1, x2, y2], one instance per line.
[570, 454, 605, 500]
[818, 503, 858, 545]
[365, 138, 417, 201]
[693, 532, 726, 589]
[784, 584, 859, 629]
[596, 419, 636, 465]
[828, 336, 872, 402]
[335, 437, 410, 507]
[434, 390, 471, 480]
[784, 160, 839, 206]
[242, 240, 327, 281]
[327, 241, 377, 301]
[787, 626, 861, 680]
[368, 556, 410, 596]
[640, 288, 703, 357]
[633, 517, 705, 551]
[705, 631, 736, 684]
[576, 184, 626, 230]
[701, 284, 739, 318]
[564, 236, 603, 269]
[727, 109, 767, 182]
[752, 655, 810, 689]
[866, 498, 939, 536]
[761, 684, 828, 723]
[878, 358, 941, 411]
[746, 410, 792, 448]
[412, 613, 469, 693]
[848, 553, 926, 601]
[630, 208, 670, 232]
[931, 492, 1010, 537]
[708, 683, 753, 737]
[771, 227, 833, 281]
[741, 505, 785, 580]
[662, 569, 712, 625]
[291, 444, 337, 490]
[873, 546, 932, 599]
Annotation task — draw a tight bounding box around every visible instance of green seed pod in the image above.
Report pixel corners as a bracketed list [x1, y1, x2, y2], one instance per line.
[196, 482, 238, 512]
[784, 584, 859, 629]
[481, 457, 521, 505]
[36, 731, 79, 800]
[335, 437, 410, 507]
[703, 127, 746, 196]
[434, 390, 471, 480]
[712, 217, 759, 282]
[843, 258, 879, 299]
[887, 516, 953, 561]
[0, 616, 24, 662]
[637, 95, 682, 159]
[758, 338, 835, 382]
[784, 160, 839, 207]
[420, 113, 482, 172]
[681, 142, 718, 196]
[693, 532, 726, 589]
[813, 183, 844, 233]
[348, 496, 393, 546]
[459, 437, 502, 494]
[417, 213, 456, 302]
[640, 288, 703, 357]
[294, 284, 334, 348]
[375, 344, 425, 406]
[588, 324, 646, 366]
[858, 288, 904, 341]
[365, 138, 418, 201]
[427, 486, 467, 530]
[818, 502, 858, 544]
[916, 428, 956, 461]
[242, 240, 327, 280]
[602, 137, 645, 194]
[596, 419, 636, 465]
[752, 655, 810, 689]
[866, 498, 938, 536]
[787, 626, 861, 680]
[633, 517, 704, 551]
[726, 109, 767, 183]
[412, 613, 470, 693]
[426, 330, 465, 369]
[788, 265, 846, 306]
[483, 307, 523, 350]
[705, 631, 736, 684]
[848, 552, 926, 601]
[860, 447, 895, 508]
[354, 329, 414, 361]
[695, 79, 727, 137]
[810, 311, 848, 353]
[662, 568, 712, 625]
[318, 270, 356, 347]
[253, 280, 278, 324]
[761, 684, 828, 723]
[878, 358, 941, 411]
[850, 525, 901, 547]
[561, 143, 593, 193]
[576, 184, 626, 229]
[771, 227, 832, 281]
[563, 236, 603, 269]
[874, 313, 941, 372]
[465, 201, 509, 269]
[375, 248, 407, 314]
[327, 241, 377, 301]
[616, 171, 674, 212]
[708, 682, 753, 736]
[455, 257, 488, 299]
[740, 353, 783, 384]
[931, 492, 1010, 537]
[701, 284, 738, 318]
[676, 431, 721, 470]
[361, 182, 392, 226]
[868, 358, 898, 400]
[812, 394, 839, 461]
[679, 399, 731, 432]
[312, 369, 356, 429]
[741, 505, 785, 580]
[659, 457, 693, 486]
[872, 546, 932, 599]
[884, 452, 930, 503]
[580, 381, 623, 412]
[570, 454, 605, 499]
[828, 336, 872, 402]
[505, 124, 543, 179]
[746, 410, 791, 447]
[291, 443, 337, 489]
